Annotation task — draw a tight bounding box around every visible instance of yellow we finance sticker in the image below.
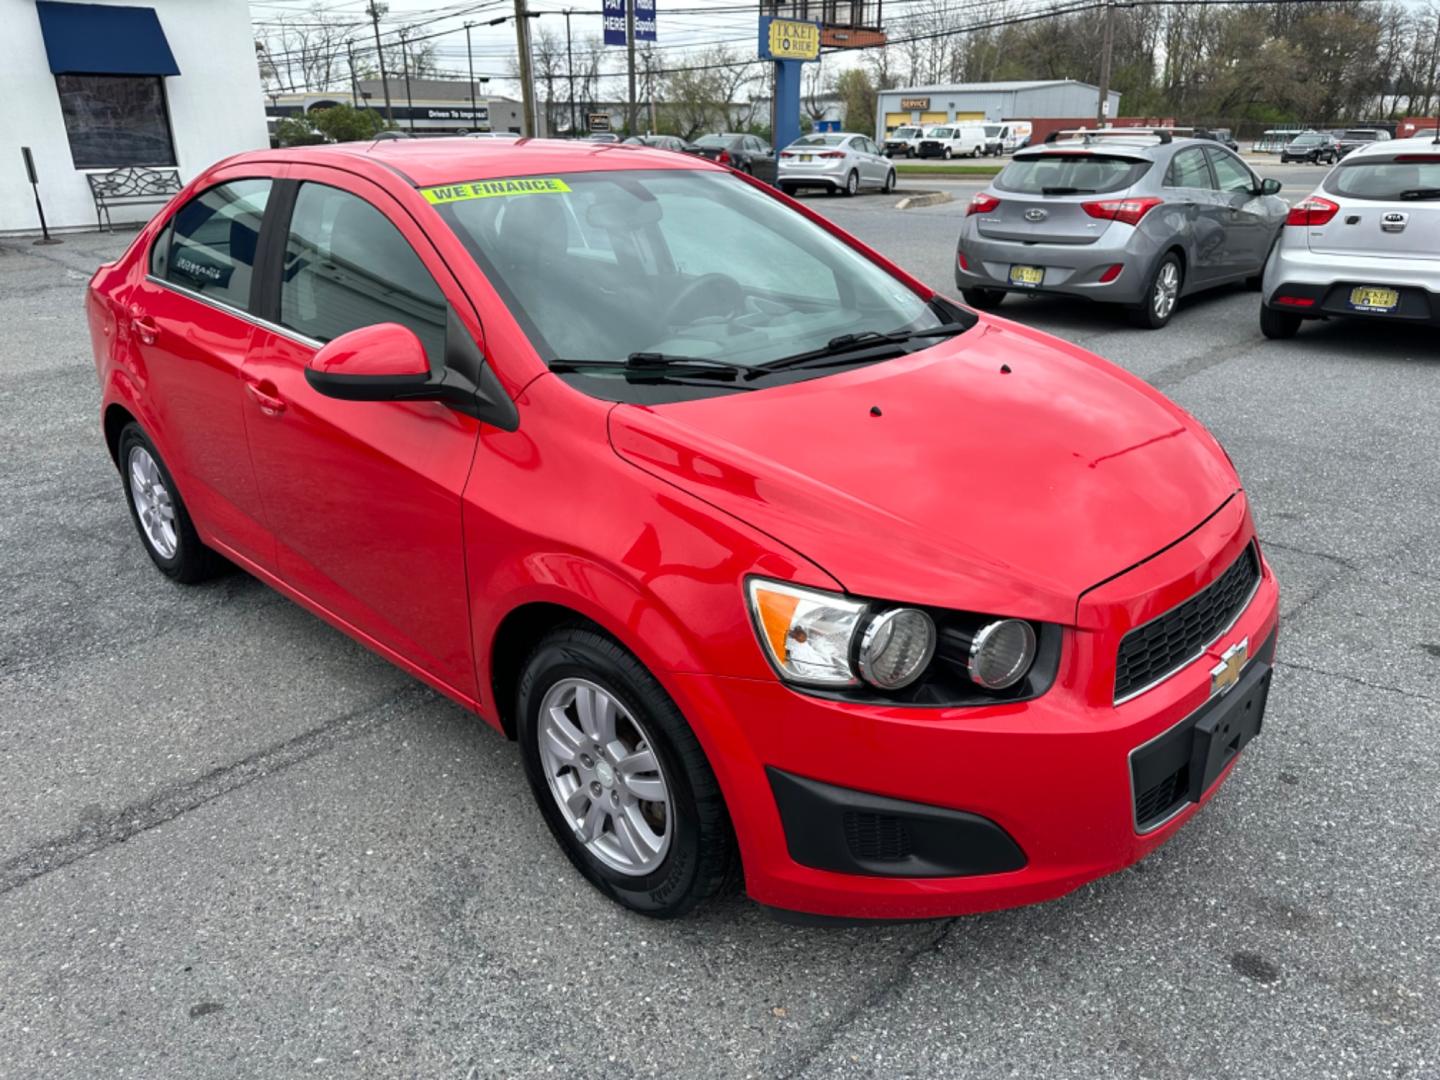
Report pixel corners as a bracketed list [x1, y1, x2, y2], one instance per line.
[421, 177, 571, 204]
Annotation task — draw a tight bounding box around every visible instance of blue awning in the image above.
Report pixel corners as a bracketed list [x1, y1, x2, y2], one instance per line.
[36, 2, 180, 77]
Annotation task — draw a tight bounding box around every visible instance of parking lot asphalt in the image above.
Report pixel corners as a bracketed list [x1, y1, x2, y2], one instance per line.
[2, 189, 1437, 1079]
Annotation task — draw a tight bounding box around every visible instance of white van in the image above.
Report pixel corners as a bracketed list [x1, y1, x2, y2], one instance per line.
[981, 121, 1035, 156]
[916, 123, 987, 159]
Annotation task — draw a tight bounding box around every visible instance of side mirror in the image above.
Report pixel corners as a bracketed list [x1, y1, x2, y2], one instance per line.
[304, 311, 520, 432]
[305, 323, 431, 401]
[1259, 178, 1283, 196]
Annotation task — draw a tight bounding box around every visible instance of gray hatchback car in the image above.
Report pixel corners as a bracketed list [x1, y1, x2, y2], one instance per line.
[955, 130, 1289, 327]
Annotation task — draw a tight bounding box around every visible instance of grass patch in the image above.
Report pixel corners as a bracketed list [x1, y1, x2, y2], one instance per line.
[894, 163, 1002, 176]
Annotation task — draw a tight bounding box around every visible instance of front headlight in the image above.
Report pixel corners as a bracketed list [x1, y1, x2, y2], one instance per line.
[747, 579, 937, 691]
[747, 579, 865, 687]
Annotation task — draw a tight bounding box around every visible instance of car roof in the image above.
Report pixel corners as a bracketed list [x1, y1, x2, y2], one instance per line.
[1018, 134, 1215, 159]
[223, 136, 717, 187]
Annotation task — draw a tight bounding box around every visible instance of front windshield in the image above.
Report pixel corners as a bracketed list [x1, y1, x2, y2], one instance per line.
[985, 125, 1001, 137]
[428, 169, 945, 377]
[892, 127, 920, 138]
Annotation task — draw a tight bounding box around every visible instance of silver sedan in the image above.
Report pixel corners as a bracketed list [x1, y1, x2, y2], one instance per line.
[777, 133, 897, 197]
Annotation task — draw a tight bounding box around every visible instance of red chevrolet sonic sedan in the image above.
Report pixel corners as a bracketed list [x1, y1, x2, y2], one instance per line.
[87, 138, 1279, 921]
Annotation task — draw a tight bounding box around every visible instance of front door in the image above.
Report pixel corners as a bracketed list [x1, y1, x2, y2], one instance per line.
[126, 176, 275, 569]
[241, 171, 481, 702]
[1206, 148, 1271, 275]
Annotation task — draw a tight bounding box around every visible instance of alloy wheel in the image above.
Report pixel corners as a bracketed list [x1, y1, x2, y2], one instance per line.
[536, 677, 672, 876]
[1152, 261, 1180, 320]
[128, 446, 178, 559]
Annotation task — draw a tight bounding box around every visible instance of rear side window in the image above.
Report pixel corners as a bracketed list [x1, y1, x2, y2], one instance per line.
[279, 183, 448, 363]
[996, 154, 1150, 195]
[1324, 158, 1440, 200]
[159, 179, 272, 311]
[1165, 148, 1212, 188]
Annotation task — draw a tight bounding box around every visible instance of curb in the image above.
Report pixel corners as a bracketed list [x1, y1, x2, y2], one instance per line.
[895, 191, 954, 210]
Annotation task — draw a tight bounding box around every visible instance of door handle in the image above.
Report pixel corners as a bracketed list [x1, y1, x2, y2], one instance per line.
[245, 380, 286, 416]
[128, 304, 158, 345]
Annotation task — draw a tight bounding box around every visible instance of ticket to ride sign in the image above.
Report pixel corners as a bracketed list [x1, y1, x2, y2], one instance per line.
[759, 16, 820, 61]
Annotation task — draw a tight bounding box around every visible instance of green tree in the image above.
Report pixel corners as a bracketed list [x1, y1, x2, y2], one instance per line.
[835, 68, 877, 134]
[310, 103, 389, 142]
[274, 115, 324, 147]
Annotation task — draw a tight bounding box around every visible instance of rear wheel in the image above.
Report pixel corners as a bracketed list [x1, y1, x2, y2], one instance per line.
[962, 287, 1006, 310]
[882, 169, 896, 193]
[1260, 304, 1302, 340]
[843, 170, 859, 197]
[517, 627, 737, 918]
[117, 423, 225, 583]
[1130, 253, 1184, 329]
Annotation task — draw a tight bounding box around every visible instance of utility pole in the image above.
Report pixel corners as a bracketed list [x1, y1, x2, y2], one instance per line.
[513, 0, 538, 137]
[565, 9, 576, 137]
[1095, 0, 1115, 129]
[645, 49, 656, 134]
[366, 1, 394, 127]
[346, 40, 360, 107]
[399, 27, 414, 132]
[465, 22, 478, 131]
[626, 0, 637, 135]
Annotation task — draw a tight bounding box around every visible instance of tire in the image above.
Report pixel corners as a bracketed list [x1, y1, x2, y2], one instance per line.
[117, 423, 225, 583]
[962, 287, 1006, 309]
[779, 182, 796, 197]
[1129, 253, 1184, 329]
[882, 169, 896, 194]
[516, 626, 738, 918]
[1260, 304, 1302, 340]
[844, 169, 859, 197]
[943, 147, 953, 160]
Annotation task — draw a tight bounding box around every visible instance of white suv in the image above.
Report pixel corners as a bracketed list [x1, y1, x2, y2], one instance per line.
[1260, 134, 1440, 338]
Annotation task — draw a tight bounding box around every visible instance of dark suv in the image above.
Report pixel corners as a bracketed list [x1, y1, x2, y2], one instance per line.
[1336, 128, 1391, 158]
[1280, 132, 1340, 164]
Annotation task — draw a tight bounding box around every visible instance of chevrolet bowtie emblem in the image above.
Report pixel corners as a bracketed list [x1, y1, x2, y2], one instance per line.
[1210, 638, 1249, 696]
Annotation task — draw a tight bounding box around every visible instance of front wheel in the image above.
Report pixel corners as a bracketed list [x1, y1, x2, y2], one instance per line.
[517, 627, 737, 918]
[117, 423, 225, 583]
[1260, 304, 1302, 340]
[1129, 253, 1184, 329]
[943, 147, 953, 160]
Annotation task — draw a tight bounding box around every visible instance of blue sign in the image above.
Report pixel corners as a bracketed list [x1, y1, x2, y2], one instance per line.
[604, 0, 656, 46]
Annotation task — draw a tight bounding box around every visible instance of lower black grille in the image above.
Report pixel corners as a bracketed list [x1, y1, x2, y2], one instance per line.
[1114, 544, 1260, 702]
[1134, 766, 1189, 827]
[843, 811, 912, 862]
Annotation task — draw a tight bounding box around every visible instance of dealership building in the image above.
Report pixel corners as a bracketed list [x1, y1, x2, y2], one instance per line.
[265, 78, 534, 140]
[2, 0, 267, 234]
[875, 80, 1122, 143]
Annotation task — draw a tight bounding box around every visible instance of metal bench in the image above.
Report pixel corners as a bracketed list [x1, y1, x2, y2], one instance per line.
[86, 166, 182, 231]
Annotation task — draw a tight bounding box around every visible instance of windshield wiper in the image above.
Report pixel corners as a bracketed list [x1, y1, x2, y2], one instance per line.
[551, 352, 749, 381]
[746, 322, 971, 378]
[1398, 187, 1440, 200]
[1041, 186, 1096, 195]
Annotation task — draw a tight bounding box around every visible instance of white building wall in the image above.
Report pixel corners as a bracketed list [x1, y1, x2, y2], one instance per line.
[1, 0, 268, 233]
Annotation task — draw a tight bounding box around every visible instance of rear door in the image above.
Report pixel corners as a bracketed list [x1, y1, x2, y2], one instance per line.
[1308, 153, 1440, 258]
[241, 168, 482, 701]
[127, 174, 276, 569]
[1205, 147, 1273, 274]
[1164, 146, 1226, 284]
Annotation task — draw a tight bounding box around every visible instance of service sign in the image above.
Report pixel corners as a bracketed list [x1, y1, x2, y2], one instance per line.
[899, 97, 930, 110]
[758, 16, 820, 61]
[604, 0, 657, 46]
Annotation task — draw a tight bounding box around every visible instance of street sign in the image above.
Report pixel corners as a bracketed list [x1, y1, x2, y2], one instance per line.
[604, 0, 656, 46]
[587, 113, 612, 133]
[758, 16, 820, 61]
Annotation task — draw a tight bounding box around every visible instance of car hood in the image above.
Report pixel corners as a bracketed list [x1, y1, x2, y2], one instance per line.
[608, 318, 1239, 624]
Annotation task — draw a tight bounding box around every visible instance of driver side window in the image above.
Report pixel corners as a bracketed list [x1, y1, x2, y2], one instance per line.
[1207, 150, 1256, 194]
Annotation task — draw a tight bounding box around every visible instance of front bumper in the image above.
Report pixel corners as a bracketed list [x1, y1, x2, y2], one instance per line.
[1263, 243, 1440, 325]
[956, 227, 1151, 305]
[669, 500, 1281, 920]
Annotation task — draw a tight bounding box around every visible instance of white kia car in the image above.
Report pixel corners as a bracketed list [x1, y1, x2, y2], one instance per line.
[1261, 134, 1440, 338]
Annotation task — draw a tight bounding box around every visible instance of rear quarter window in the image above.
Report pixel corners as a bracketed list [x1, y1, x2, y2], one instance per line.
[995, 154, 1151, 195]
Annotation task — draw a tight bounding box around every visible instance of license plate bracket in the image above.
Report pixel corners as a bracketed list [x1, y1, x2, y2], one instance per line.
[1009, 265, 1044, 287]
[1186, 662, 1271, 802]
[1348, 285, 1400, 312]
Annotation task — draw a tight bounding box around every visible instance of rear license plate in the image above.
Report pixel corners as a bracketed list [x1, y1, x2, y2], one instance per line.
[1349, 285, 1399, 312]
[1009, 265, 1044, 287]
[800, 154, 812, 163]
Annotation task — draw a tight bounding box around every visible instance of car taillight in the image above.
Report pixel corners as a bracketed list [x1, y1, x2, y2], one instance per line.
[967, 192, 1001, 216]
[1273, 295, 1316, 307]
[817, 151, 844, 159]
[779, 150, 795, 159]
[1286, 196, 1339, 226]
[1081, 197, 1162, 226]
[958, 251, 970, 271]
[717, 149, 731, 165]
[1394, 154, 1440, 163]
